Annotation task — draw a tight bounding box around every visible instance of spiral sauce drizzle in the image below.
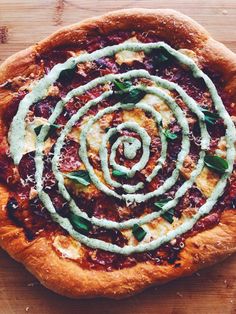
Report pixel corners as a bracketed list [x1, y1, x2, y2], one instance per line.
[9, 42, 236, 255]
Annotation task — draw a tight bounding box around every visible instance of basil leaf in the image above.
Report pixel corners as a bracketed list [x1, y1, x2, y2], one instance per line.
[113, 80, 132, 91]
[34, 123, 60, 140]
[109, 132, 119, 145]
[132, 224, 147, 242]
[70, 213, 91, 234]
[112, 170, 128, 178]
[154, 198, 174, 224]
[204, 155, 228, 174]
[34, 125, 43, 136]
[200, 108, 219, 125]
[113, 79, 145, 104]
[161, 208, 175, 224]
[163, 129, 178, 140]
[121, 88, 145, 104]
[65, 170, 91, 186]
[58, 66, 76, 82]
[154, 198, 172, 210]
[152, 49, 169, 67]
[105, 128, 121, 145]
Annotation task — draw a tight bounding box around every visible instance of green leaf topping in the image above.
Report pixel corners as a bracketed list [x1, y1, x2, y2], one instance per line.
[113, 79, 132, 91]
[58, 66, 76, 81]
[200, 108, 219, 125]
[109, 133, 119, 145]
[70, 213, 91, 234]
[112, 170, 128, 178]
[34, 123, 60, 140]
[113, 79, 145, 104]
[122, 88, 145, 104]
[152, 48, 170, 66]
[161, 208, 175, 224]
[132, 224, 147, 242]
[154, 198, 172, 210]
[154, 199, 174, 224]
[105, 127, 121, 145]
[204, 155, 228, 174]
[65, 170, 91, 186]
[163, 129, 178, 140]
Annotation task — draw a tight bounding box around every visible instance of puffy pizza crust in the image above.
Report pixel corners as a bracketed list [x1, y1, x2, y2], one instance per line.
[0, 8, 236, 299]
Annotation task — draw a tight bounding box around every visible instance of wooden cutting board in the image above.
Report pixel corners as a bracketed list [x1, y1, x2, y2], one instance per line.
[0, 1, 235, 313]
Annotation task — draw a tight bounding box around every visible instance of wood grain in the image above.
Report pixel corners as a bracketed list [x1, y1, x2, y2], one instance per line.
[0, 1, 236, 313]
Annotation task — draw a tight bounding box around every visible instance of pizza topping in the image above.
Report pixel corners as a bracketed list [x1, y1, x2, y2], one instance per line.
[152, 48, 169, 65]
[23, 117, 55, 154]
[0, 152, 18, 185]
[113, 79, 132, 91]
[154, 198, 172, 210]
[34, 123, 60, 140]
[58, 139, 81, 172]
[161, 208, 175, 224]
[32, 97, 58, 119]
[163, 129, 178, 141]
[204, 155, 229, 174]
[6, 196, 59, 240]
[5, 35, 236, 261]
[200, 108, 219, 125]
[154, 199, 175, 223]
[115, 37, 145, 65]
[112, 170, 128, 178]
[70, 213, 92, 234]
[64, 170, 91, 186]
[132, 224, 147, 242]
[18, 151, 36, 184]
[52, 235, 81, 260]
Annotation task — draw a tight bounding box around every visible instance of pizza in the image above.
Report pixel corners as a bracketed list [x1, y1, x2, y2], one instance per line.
[0, 8, 236, 299]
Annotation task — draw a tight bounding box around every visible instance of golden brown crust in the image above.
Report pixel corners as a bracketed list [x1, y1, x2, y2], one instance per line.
[0, 8, 236, 299]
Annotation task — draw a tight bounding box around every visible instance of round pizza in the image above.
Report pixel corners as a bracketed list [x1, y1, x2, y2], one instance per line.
[0, 9, 236, 299]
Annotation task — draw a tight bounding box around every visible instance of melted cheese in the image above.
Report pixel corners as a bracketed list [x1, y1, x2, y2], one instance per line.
[70, 116, 108, 154]
[181, 155, 195, 178]
[141, 94, 174, 127]
[124, 209, 196, 246]
[29, 187, 38, 199]
[178, 49, 197, 59]
[215, 136, 227, 158]
[122, 108, 158, 135]
[195, 167, 220, 197]
[181, 155, 220, 197]
[47, 85, 60, 97]
[52, 235, 81, 260]
[178, 48, 198, 65]
[24, 117, 53, 154]
[115, 37, 145, 65]
[87, 122, 103, 152]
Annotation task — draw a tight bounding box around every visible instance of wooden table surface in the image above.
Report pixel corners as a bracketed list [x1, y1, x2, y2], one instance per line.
[0, 1, 236, 313]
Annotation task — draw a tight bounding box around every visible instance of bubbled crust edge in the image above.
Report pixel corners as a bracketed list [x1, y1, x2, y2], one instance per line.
[0, 8, 236, 299]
